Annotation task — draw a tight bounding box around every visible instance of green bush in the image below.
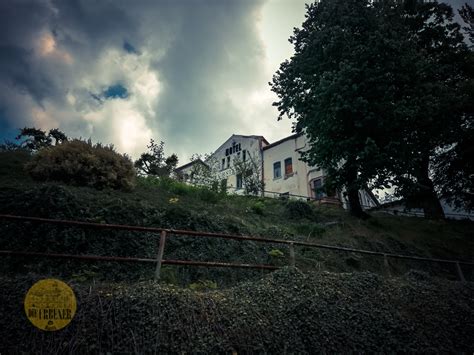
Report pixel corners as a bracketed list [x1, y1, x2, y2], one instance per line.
[250, 201, 265, 215]
[25, 139, 136, 190]
[268, 249, 284, 258]
[198, 188, 220, 203]
[285, 200, 314, 220]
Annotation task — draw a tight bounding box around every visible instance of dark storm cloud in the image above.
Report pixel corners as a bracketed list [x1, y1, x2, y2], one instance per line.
[150, 0, 266, 154]
[0, 0, 268, 158]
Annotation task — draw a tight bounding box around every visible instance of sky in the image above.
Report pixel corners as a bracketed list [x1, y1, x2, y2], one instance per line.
[0, 0, 470, 164]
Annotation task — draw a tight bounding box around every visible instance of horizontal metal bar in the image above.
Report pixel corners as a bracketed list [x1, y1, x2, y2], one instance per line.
[1, 214, 473, 266]
[0, 250, 155, 263]
[0, 250, 278, 270]
[162, 259, 278, 270]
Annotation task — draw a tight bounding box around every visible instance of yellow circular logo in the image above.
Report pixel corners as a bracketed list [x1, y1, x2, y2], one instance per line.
[24, 279, 77, 331]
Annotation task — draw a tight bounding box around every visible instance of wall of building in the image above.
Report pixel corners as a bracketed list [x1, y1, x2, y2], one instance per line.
[263, 134, 323, 198]
[207, 135, 265, 194]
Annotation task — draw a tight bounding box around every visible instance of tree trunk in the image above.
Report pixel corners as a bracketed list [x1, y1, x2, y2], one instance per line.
[346, 164, 369, 219]
[417, 158, 445, 219]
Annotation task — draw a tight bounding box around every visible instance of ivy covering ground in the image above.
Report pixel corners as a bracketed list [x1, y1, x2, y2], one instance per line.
[0, 268, 473, 353]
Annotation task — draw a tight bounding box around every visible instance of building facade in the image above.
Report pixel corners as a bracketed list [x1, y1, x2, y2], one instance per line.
[205, 134, 268, 192]
[175, 133, 378, 208]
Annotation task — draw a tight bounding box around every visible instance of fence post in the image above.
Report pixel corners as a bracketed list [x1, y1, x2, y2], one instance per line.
[289, 242, 296, 268]
[455, 262, 466, 283]
[154, 231, 167, 281]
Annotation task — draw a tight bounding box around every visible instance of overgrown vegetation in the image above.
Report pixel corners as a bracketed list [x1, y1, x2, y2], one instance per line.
[25, 139, 136, 190]
[0, 149, 473, 285]
[0, 147, 473, 352]
[1, 269, 473, 353]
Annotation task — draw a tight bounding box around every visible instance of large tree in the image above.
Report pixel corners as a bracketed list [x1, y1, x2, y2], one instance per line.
[431, 3, 474, 212]
[270, 0, 469, 219]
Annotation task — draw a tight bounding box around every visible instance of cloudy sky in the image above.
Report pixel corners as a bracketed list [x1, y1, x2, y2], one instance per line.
[0, 0, 469, 164]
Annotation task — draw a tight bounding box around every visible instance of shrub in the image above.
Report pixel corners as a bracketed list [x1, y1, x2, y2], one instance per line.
[198, 188, 220, 203]
[268, 249, 284, 258]
[250, 201, 265, 215]
[285, 200, 314, 220]
[25, 139, 136, 190]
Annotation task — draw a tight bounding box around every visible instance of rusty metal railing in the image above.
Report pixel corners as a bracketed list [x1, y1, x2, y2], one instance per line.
[0, 214, 472, 282]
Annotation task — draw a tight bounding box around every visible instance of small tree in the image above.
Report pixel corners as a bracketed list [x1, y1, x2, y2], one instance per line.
[15, 127, 68, 151]
[185, 153, 221, 191]
[48, 128, 68, 145]
[135, 139, 178, 177]
[231, 154, 264, 196]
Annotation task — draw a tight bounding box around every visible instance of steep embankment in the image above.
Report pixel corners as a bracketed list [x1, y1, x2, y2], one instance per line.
[1, 269, 473, 353]
[0, 150, 473, 352]
[0, 149, 473, 283]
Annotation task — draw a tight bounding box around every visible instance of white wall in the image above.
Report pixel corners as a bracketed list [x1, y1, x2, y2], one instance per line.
[263, 134, 323, 198]
[207, 135, 265, 194]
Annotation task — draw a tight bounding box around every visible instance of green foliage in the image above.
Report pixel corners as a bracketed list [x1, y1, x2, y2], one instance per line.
[135, 139, 178, 177]
[16, 127, 68, 150]
[198, 188, 220, 204]
[219, 178, 227, 195]
[250, 201, 265, 215]
[0, 140, 21, 152]
[268, 249, 284, 258]
[2, 270, 473, 353]
[284, 200, 314, 220]
[188, 279, 218, 291]
[270, 0, 470, 219]
[25, 139, 136, 190]
[232, 155, 264, 195]
[294, 223, 326, 237]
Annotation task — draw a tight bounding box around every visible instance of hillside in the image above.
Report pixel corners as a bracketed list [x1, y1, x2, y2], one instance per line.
[0, 150, 473, 352]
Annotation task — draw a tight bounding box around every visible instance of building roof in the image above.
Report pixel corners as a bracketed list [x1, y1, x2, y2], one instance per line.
[175, 159, 208, 172]
[262, 133, 302, 151]
[212, 134, 269, 155]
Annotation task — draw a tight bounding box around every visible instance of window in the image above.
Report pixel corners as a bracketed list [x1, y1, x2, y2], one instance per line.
[236, 174, 243, 189]
[284, 158, 293, 175]
[313, 178, 324, 200]
[273, 161, 281, 179]
[226, 156, 230, 168]
[225, 148, 229, 156]
[243, 150, 246, 161]
[221, 158, 225, 170]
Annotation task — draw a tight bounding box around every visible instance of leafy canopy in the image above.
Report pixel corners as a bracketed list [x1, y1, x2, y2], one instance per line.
[270, 0, 470, 217]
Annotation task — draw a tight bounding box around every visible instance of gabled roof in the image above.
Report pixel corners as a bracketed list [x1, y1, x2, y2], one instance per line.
[212, 134, 269, 155]
[263, 133, 302, 151]
[175, 159, 208, 172]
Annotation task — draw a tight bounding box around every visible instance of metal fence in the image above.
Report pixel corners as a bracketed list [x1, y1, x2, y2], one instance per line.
[0, 214, 472, 282]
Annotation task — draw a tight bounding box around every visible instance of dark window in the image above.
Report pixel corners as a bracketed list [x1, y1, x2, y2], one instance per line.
[225, 148, 229, 156]
[313, 178, 324, 200]
[273, 161, 281, 179]
[243, 150, 246, 161]
[238, 143, 241, 151]
[236, 174, 243, 189]
[284, 158, 293, 175]
[227, 156, 230, 168]
[222, 158, 225, 170]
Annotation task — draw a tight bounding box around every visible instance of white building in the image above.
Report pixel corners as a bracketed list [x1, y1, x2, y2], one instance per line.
[175, 133, 378, 208]
[205, 134, 268, 192]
